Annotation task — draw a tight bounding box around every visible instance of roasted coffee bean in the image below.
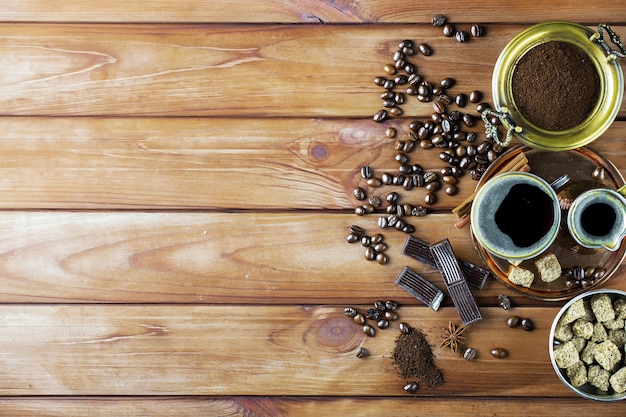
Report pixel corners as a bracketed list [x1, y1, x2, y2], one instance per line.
[386, 191, 400, 203]
[566, 279, 581, 289]
[490, 348, 508, 359]
[353, 187, 366, 200]
[423, 171, 438, 183]
[476, 102, 491, 113]
[366, 177, 382, 187]
[470, 24, 485, 38]
[380, 91, 394, 100]
[442, 175, 458, 185]
[394, 218, 406, 231]
[396, 203, 406, 216]
[344, 307, 357, 317]
[433, 101, 446, 114]
[364, 246, 376, 261]
[346, 233, 359, 243]
[521, 318, 534, 331]
[507, 316, 521, 327]
[402, 223, 415, 234]
[356, 347, 369, 358]
[498, 294, 512, 310]
[385, 310, 398, 321]
[355, 206, 366, 216]
[398, 39, 414, 50]
[470, 169, 483, 180]
[425, 181, 441, 192]
[350, 225, 364, 236]
[383, 79, 395, 90]
[395, 58, 406, 70]
[374, 242, 387, 253]
[463, 348, 477, 361]
[377, 216, 389, 229]
[440, 77, 455, 89]
[399, 322, 411, 334]
[594, 268, 606, 280]
[592, 166, 606, 181]
[424, 192, 436, 205]
[466, 132, 477, 143]
[368, 196, 382, 207]
[370, 233, 383, 245]
[386, 203, 397, 214]
[395, 153, 410, 165]
[363, 324, 376, 337]
[384, 64, 397, 75]
[381, 172, 394, 185]
[389, 107, 403, 117]
[418, 43, 432, 56]
[439, 93, 453, 105]
[373, 109, 388, 123]
[366, 308, 382, 320]
[374, 300, 386, 311]
[411, 205, 428, 216]
[444, 184, 458, 196]
[373, 76, 386, 86]
[385, 300, 398, 311]
[462, 113, 475, 127]
[408, 73, 421, 86]
[393, 175, 405, 186]
[455, 93, 468, 107]
[404, 382, 419, 393]
[353, 313, 366, 325]
[383, 99, 396, 108]
[403, 141, 416, 153]
[362, 203, 375, 214]
[432, 14, 446, 27]
[448, 110, 461, 121]
[455, 30, 469, 43]
[581, 278, 595, 288]
[394, 76, 408, 87]
[403, 63, 415, 74]
[387, 214, 399, 227]
[469, 90, 482, 103]
[403, 177, 414, 190]
[377, 319, 390, 329]
[450, 166, 463, 177]
[361, 235, 372, 247]
[443, 23, 455, 37]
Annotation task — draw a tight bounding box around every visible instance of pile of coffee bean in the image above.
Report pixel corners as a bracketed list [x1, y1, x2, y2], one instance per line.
[346, 225, 390, 264]
[350, 17, 506, 263]
[563, 266, 607, 290]
[344, 300, 400, 356]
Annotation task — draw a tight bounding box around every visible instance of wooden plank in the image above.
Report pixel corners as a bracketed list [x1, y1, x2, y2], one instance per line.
[0, 211, 623, 304]
[0, 304, 597, 396]
[0, 24, 623, 117]
[0, 117, 624, 209]
[0, 0, 624, 24]
[1, 396, 626, 416]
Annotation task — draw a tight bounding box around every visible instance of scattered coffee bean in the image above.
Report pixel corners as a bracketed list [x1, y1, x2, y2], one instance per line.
[455, 30, 469, 43]
[385, 310, 399, 321]
[455, 93, 468, 107]
[431, 14, 446, 27]
[373, 109, 388, 123]
[490, 348, 508, 358]
[470, 24, 484, 38]
[418, 43, 432, 56]
[344, 307, 357, 317]
[385, 300, 398, 311]
[377, 319, 390, 329]
[363, 324, 376, 337]
[404, 382, 419, 393]
[385, 126, 397, 138]
[354, 313, 366, 325]
[399, 322, 411, 334]
[521, 318, 534, 331]
[498, 294, 512, 310]
[469, 90, 482, 103]
[463, 347, 477, 361]
[592, 165, 606, 181]
[353, 187, 366, 200]
[443, 23, 455, 37]
[356, 347, 369, 358]
[506, 316, 522, 327]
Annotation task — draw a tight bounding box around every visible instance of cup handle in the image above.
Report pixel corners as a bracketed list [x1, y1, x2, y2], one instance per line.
[481, 107, 522, 148]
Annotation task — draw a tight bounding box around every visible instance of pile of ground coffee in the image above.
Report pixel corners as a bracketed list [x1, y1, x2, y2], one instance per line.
[392, 326, 445, 387]
[511, 40, 600, 131]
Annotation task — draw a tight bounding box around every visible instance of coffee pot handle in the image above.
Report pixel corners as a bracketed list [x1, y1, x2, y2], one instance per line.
[590, 23, 625, 62]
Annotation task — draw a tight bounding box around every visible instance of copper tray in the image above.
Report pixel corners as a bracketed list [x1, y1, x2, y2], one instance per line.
[471, 145, 626, 301]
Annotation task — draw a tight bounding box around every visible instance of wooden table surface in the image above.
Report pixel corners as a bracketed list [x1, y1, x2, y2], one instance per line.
[1, 1, 626, 415]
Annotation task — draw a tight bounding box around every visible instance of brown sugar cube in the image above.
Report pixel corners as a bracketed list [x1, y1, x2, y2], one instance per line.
[508, 266, 534, 288]
[554, 341, 580, 369]
[535, 253, 561, 283]
[561, 299, 588, 325]
[571, 337, 586, 352]
[591, 321, 609, 343]
[572, 319, 593, 340]
[566, 361, 587, 387]
[613, 298, 626, 320]
[604, 318, 625, 331]
[581, 342, 597, 365]
[554, 320, 573, 343]
[591, 293, 616, 322]
[588, 364, 610, 392]
[608, 329, 626, 347]
[594, 340, 622, 371]
[610, 367, 626, 393]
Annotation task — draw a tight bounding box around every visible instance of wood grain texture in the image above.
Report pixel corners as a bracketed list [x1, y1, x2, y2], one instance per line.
[0, 211, 622, 304]
[1, 397, 626, 417]
[0, 304, 593, 396]
[0, 0, 623, 23]
[0, 24, 623, 117]
[0, 117, 623, 209]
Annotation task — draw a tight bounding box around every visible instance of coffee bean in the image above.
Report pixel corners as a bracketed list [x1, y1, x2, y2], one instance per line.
[463, 348, 477, 361]
[455, 94, 468, 107]
[476, 102, 491, 113]
[373, 109, 388, 123]
[462, 113, 475, 127]
[469, 90, 482, 103]
[360, 235, 372, 247]
[366, 177, 382, 187]
[377, 319, 390, 329]
[373, 76, 386, 86]
[455, 30, 469, 43]
[506, 316, 521, 327]
[444, 184, 458, 196]
[389, 107, 403, 117]
[356, 347, 368, 358]
[491, 348, 508, 358]
[425, 181, 441, 192]
[440, 77, 455, 89]
[368, 196, 382, 207]
[498, 294, 512, 310]
[424, 192, 436, 205]
[395, 153, 409, 164]
[364, 246, 376, 261]
[521, 318, 534, 331]
[346, 233, 359, 243]
[418, 43, 432, 56]
[383, 64, 397, 75]
[344, 307, 357, 317]
[377, 216, 388, 228]
[433, 101, 446, 114]
[353, 187, 366, 200]
[443, 23, 455, 37]
[470, 24, 485, 38]
[355, 206, 366, 216]
[374, 242, 387, 253]
[408, 73, 421, 86]
[363, 324, 376, 337]
[353, 313, 366, 325]
[431, 14, 446, 27]
[398, 39, 414, 50]
[404, 382, 418, 393]
[383, 79, 395, 90]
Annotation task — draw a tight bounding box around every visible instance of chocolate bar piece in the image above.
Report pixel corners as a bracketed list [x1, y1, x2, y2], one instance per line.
[395, 266, 445, 311]
[430, 239, 482, 325]
[402, 236, 490, 290]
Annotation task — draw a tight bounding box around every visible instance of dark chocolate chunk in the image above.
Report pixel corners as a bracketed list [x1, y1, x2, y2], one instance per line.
[402, 236, 490, 289]
[395, 266, 445, 311]
[430, 239, 482, 325]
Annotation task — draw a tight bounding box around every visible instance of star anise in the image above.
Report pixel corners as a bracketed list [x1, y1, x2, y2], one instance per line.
[440, 321, 466, 353]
